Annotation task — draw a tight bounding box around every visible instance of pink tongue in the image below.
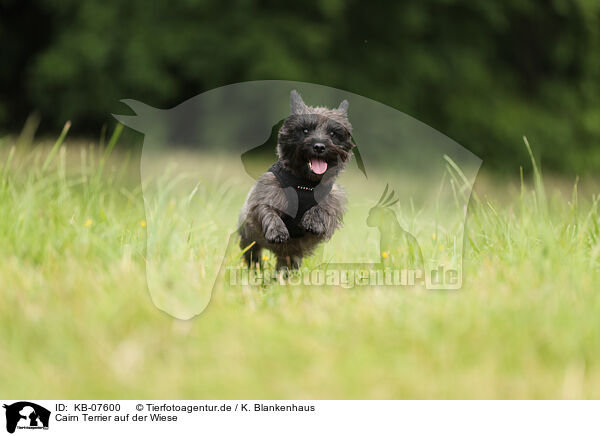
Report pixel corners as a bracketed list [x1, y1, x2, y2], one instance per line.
[310, 158, 328, 175]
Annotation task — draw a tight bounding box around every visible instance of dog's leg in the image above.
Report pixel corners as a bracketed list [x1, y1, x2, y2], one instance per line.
[301, 205, 337, 239]
[276, 255, 302, 271]
[240, 237, 262, 267]
[238, 220, 262, 268]
[257, 204, 290, 243]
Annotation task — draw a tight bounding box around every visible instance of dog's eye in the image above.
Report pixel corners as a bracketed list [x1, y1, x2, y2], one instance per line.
[302, 129, 309, 134]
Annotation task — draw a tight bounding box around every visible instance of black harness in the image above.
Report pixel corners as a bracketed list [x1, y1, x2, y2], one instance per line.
[268, 161, 333, 238]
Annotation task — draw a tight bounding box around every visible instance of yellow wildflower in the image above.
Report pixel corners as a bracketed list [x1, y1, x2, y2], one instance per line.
[140, 220, 147, 228]
[381, 251, 389, 258]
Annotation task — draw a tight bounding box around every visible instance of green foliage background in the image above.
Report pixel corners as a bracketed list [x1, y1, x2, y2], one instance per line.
[1, 0, 600, 172]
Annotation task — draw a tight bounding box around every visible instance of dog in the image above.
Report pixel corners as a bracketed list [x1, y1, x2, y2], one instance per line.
[238, 90, 355, 270]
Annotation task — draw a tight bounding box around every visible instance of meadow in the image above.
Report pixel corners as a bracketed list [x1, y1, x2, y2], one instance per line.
[1, 124, 599, 399]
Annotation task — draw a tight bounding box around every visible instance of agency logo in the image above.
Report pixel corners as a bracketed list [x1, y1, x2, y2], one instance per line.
[3, 402, 50, 434]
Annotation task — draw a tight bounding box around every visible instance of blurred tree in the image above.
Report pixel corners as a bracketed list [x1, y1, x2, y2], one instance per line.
[0, 0, 599, 173]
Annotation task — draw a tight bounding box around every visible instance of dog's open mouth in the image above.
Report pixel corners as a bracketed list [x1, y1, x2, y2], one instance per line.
[308, 158, 328, 175]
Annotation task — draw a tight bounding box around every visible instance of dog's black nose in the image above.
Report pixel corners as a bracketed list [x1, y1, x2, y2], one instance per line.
[313, 143, 326, 154]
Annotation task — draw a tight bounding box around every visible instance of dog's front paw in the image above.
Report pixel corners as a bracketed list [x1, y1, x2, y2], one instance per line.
[301, 208, 326, 235]
[265, 224, 290, 243]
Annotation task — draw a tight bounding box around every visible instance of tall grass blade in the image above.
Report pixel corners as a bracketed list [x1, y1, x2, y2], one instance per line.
[17, 112, 41, 148]
[42, 121, 71, 172]
[523, 136, 547, 216]
[98, 123, 123, 174]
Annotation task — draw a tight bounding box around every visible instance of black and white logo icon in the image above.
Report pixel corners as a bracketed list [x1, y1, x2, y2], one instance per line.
[3, 402, 50, 434]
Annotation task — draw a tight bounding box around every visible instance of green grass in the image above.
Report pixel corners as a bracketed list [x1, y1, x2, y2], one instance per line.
[1, 127, 599, 399]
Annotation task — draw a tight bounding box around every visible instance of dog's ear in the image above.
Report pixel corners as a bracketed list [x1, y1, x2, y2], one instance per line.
[290, 90, 308, 115]
[338, 99, 349, 114]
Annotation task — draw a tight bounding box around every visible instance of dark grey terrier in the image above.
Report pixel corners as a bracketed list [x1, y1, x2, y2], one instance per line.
[238, 90, 355, 270]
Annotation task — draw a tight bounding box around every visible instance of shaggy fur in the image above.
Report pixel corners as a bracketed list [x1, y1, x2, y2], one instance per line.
[238, 90, 355, 269]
